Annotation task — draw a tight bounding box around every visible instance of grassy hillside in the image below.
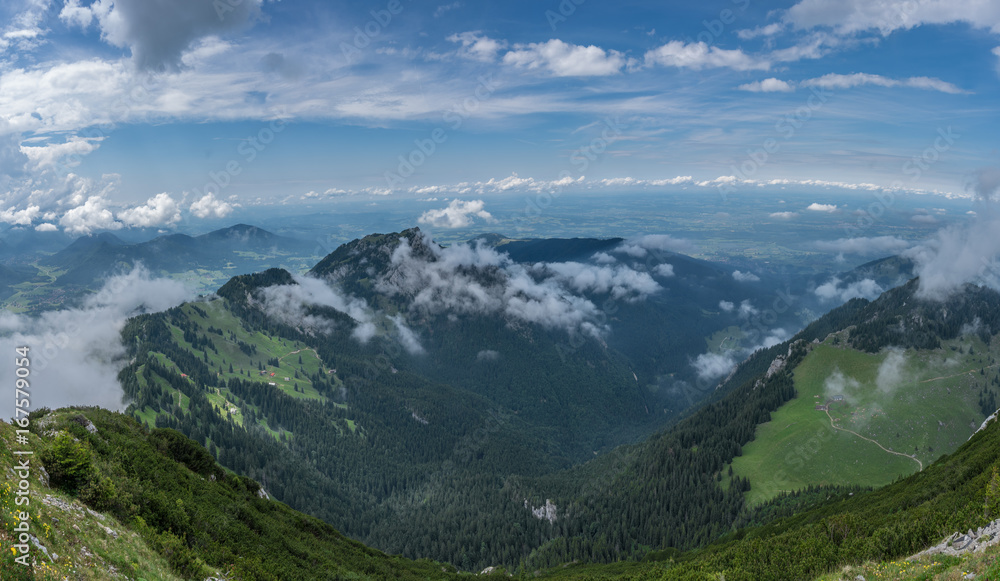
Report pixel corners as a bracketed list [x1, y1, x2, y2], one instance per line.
[531, 412, 1000, 580]
[1, 408, 466, 580]
[733, 332, 994, 505]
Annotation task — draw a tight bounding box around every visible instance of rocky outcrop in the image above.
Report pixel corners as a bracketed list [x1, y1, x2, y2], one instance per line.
[912, 518, 1000, 558]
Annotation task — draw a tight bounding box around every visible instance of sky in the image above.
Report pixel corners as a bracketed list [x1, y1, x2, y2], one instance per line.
[1, 0, 999, 235]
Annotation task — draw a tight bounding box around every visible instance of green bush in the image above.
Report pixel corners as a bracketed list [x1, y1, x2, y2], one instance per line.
[40, 431, 94, 494]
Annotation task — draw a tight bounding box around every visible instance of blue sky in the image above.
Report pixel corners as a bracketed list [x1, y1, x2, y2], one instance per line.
[1, 0, 999, 234]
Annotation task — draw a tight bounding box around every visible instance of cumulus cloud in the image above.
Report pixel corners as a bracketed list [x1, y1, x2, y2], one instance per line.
[118, 192, 181, 228]
[476, 349, 500, 361]
[592, 252, 616, 264]
[906, 167, 1000, 300]
[372, 234, 664, 338]
[189, 192, 234, 219]
[737, 300, 758, 319]
[68, 0, 264, 71]
[59, 196, 123, 235]
[814, 277, 884, 302]
[738, 78, 794, 92]
[1, 205, 41, 226]
[614, 234, 694, 258]
[503, 39, 627, 76]
[785, 0, 1000, 36]
[770, 211, 799, 219]
[653, 263, 675, 277]
[645, 41, 769, 71]
[691, 352, 737, 381]
[732, 270, 761, 283]
[448, 31, 506, 61]
[719, 300, 735, 312]
[417, 199, 495, 228]
[259, 274, 376, 341]
[0, 266, 193, 420]
[807, 203, 838, 213]
[815, 236, 912, 256]
[530, 262, 661, 301]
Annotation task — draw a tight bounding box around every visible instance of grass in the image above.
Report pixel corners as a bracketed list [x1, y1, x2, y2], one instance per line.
[137, 299, 348, 439]
[0, 420, 183, 581]
[815, 547, 1000, 581]
[732, 337, 994, 506]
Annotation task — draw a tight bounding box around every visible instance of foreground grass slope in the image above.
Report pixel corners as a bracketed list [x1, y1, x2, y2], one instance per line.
[1, 408, 466, 580]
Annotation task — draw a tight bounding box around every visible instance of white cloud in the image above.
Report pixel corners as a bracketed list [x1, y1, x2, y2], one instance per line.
[59, 196, 123, 235]
[448, 31, 506, 61]
[770, 211, 799, 219]
[0, 266, 193, 420]
[644, 41, 769, 71]
[59, 0, 94, 29]
[732, 270, 761, 283]
[476, 349, 500, 361]
[691, 352, 736, 381]
[801, 73, 966, 94]
[118, 192, 181, 228]
[373, 234, 647, 339]
[530, 261, 661, 301]
[35, 223, 58, 232]
[189, 192, 233, 219]
[876, 348, 909, 395]
[592, 252, 616, 264]
[785, 0, 1000, 36]
[814, 277, 884, 302]
[653, 263, 675, 277]
[614, 234, 694, 258]
[814, 236, 911, 256]
[259, 274, 377, 341]
[807, 203, 838, 212]
[417, 199, 495, 228]
[503, 39, 626, 76]
[20, 136, 103, 170]
[0, 204, 40, 225]
[737, 22, 786, 39]
[390, 314, 425, 355]
[738, 78, 795, 92]
[719, 300, 734, 312]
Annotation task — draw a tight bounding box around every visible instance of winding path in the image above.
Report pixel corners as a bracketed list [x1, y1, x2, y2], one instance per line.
[824, 409, 923, 471]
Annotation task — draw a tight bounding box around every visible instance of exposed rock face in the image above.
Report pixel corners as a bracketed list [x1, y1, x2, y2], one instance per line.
[524, 499, 557, 524]
[912, 518, 1000, 558]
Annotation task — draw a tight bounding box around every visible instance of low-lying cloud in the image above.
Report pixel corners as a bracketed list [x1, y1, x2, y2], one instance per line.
[259, 274, 376, 341]
[0, 266, 193, 420]
[374, 234, 668, 339]
[814, 277, 884, 303]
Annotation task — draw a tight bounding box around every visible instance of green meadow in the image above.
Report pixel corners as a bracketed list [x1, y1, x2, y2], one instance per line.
[732, 336, 993, 505]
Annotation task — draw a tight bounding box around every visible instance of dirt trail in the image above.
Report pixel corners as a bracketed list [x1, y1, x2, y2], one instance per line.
[824, 409, 923, 471]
